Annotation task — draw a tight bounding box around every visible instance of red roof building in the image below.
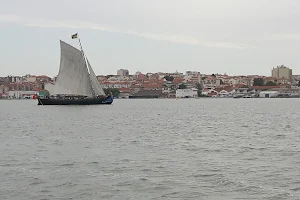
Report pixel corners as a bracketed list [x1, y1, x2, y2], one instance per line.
[137, 74, 146, 81]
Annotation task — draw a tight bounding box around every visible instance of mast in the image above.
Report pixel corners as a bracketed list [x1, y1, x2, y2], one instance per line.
[72, 33, 95, 97]
[75, 34, 89, 71]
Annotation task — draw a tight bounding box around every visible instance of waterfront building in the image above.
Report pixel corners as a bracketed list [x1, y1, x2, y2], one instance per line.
[202, 78, 221, 88]
[118, 88, 131, 98]
[259, 91, 279, 98]
[176, 88, 198, 98]
[8, 90, 37, 99]
[100, 81, 132, 89]
[268, 88, 300, 97]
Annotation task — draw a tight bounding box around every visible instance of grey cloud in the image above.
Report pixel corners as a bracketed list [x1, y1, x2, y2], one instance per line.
[0, 14, 254, 49]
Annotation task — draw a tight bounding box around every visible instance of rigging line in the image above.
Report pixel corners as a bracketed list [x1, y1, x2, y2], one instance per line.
[76, 34, 96, 97]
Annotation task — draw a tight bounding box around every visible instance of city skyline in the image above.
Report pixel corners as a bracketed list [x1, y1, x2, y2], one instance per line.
[0, 65, 296, 78]
[1, 0, 300, 76]
[1, 65, 295, 80]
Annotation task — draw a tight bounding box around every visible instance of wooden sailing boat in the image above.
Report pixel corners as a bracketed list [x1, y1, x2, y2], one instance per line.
[37, 34, 113, 105]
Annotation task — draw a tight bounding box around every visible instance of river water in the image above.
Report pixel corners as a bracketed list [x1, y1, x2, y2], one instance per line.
[1, 99, 300, 200]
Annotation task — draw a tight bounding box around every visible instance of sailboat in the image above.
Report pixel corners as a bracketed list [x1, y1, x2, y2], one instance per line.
[37, 34, 113, 105]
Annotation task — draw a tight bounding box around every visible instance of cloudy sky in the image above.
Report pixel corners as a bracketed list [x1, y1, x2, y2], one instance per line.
[1, 0, 300, 76]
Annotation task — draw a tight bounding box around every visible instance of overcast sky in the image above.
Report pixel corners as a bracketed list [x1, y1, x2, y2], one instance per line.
[1, 0, 300, 76]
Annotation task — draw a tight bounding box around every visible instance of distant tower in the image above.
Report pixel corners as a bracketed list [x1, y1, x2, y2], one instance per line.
[117, 69, 129, 76]
[271, 65, 292, 81]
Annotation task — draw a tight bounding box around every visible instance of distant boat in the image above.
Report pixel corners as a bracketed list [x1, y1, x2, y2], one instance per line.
[37, 34, 113, 105]
[233, 94, 243, 99]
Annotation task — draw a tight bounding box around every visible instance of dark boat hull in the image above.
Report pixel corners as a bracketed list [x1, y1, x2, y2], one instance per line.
[37, 96, 113, 105]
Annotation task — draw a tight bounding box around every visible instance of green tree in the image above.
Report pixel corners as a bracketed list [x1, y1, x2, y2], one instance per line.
[211, 74, 216, 77]
[196, 83, 202, 97]
[178, 83, 187, 89]
[253, 78, 264, 86]
[195, 83, 202, 90]
[164, 75, 174, 82]
[265, 81, 277, 86]
[104, 88, 120, 97]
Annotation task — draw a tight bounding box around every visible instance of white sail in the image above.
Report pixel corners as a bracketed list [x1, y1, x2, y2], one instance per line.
[53, 40, 94, 97]
[86, 58, 106, 96]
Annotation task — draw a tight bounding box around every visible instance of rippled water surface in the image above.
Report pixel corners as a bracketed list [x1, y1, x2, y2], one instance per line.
[1, 99, 300, 200]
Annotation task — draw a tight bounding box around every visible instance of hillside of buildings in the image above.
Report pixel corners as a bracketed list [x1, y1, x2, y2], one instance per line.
[1, 65, 300, 99]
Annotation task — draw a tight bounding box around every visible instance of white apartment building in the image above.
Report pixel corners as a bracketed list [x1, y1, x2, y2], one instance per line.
[176, 88, 198, 98]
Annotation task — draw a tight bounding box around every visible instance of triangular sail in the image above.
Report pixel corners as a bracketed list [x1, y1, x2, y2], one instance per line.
[53, 40, 94, 97]
[86, 58, 106, 96]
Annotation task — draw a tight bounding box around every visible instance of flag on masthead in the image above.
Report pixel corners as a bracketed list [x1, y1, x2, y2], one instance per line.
[71, 33, 78, 39]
